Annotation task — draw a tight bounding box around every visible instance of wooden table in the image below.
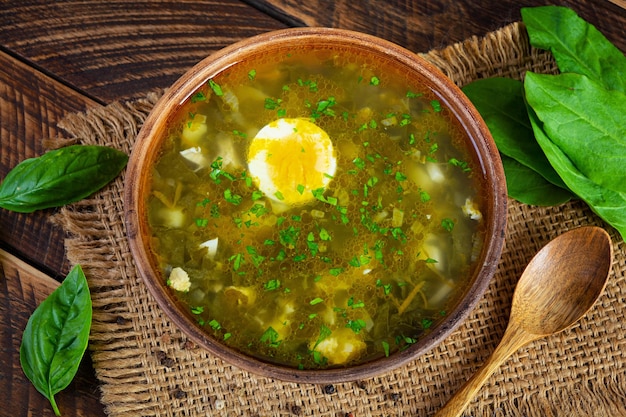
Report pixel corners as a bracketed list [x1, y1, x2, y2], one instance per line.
[1, 1, 624, 415]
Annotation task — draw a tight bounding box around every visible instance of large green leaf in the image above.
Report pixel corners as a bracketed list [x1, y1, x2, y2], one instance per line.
[462, 77, 568, 189]
[522, 5, 626, 94]
[0, 145, 128, 213]
[528, 105, 626, 240]
[500, 153, 572, 206]
[20, 265, 92, 416]
[525, 72, 626, 194]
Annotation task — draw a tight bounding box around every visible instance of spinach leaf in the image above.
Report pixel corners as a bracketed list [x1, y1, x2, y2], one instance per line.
[0, 145, 128, 213]
[524, 72, 626, 194]
[528, 105, 626, 240]
[500, 153, 572, 206]
[462, 77, 568, 190]
[20, 265, 92, 416]
[522, 6, 626, 93]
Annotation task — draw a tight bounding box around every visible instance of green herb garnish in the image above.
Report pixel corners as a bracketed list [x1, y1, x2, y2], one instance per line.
[260, 327, 281, 347]
[224, 188, 242, 205]
[346, 319, 367, 334]
[208, 79, 223, 96]
[264, 279, 281, 291]
[310, 297, 324, 305]
[441, 218, 455, 232]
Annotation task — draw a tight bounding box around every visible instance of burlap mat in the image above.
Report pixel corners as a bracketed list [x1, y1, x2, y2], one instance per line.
[53, 22, 626, 416]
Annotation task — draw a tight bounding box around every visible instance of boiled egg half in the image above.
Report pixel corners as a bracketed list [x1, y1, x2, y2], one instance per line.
[248, 118, 337, 206]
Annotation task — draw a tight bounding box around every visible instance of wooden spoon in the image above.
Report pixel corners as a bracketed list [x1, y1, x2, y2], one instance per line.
[435, 226, 613, 417]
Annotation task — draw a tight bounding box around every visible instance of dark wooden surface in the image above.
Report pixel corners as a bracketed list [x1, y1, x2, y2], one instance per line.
[1, 1, 624, 415]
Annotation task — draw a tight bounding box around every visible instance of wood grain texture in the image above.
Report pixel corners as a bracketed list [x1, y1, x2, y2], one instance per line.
[0, 249, 106, 417]
[250, 0, 626, 53]
[0, 0, 288, 103]
[0, 51, 100, 278]
[0, 1, 624, 416]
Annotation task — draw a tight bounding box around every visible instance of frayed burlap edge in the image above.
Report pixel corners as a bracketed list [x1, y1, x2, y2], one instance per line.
[52, 22, 626, 417]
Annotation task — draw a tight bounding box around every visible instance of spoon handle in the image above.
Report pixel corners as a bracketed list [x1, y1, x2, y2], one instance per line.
[434, 325, 534, 417]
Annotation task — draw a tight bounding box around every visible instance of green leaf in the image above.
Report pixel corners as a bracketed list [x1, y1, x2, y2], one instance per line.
[524, 72, 626, 194]
[20, 265, 92, 416]
[522, 6, 626, 93]
[313, 324, 332, 349]
[462, 77, 567, 189]
[260, 326, 281, 347]
[528, 105, 626, 240]
[501, 154, 572, 206]
[0, 145, 128, 213]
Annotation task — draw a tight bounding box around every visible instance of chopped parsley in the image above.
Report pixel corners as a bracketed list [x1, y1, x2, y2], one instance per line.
[264, 279, 281, 291]
[260, 327, 281, 347]
[441, 218, 455, 232]
[208, 79, 223, 96]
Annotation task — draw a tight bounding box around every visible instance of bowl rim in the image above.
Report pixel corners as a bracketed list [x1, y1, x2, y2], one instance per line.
[124, 27, 507, 383]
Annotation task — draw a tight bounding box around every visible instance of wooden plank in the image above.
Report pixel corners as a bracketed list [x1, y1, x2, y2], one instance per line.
[607, 0, 626, 10]
[251, 0, 626, 53]
[0, 249, 106, 417]
[0, 0, 288, 103]
[0, 50, 98, 277]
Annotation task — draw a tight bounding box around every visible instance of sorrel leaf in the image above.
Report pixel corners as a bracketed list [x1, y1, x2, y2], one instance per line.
[462, 77, 568, 189]
[0, 145, 128, 213]
[522, 5, 626, 93]
[20, 265, 92, 416]
[528, 105, 626, 240]
[524, 72, 626, 194]
[500, 154, 572, 206]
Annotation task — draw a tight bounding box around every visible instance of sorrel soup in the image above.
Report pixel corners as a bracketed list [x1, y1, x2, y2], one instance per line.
[147, 45, 485, 369]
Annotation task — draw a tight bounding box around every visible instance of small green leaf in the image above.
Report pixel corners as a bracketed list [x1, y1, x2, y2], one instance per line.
[441, 218, 455, 232]
[20, 265, 92, 416]
[260, 327, 281, 347]
[382, 341, 390, 357]
[313, 324, 332, 349]
[264, 279, 281, 291]
[208, 79, 223, 96]
[224, 189, 243, 205]
[0, 145, 128, 213]
[310, 297, 324, 305]
[346, 319, 367, 334]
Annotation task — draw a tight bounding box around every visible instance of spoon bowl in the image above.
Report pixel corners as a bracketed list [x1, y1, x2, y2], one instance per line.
[511, 228, 612, 336]
[436, 226, 613, 417]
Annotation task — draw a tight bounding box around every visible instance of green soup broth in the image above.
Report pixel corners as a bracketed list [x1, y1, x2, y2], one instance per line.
[147, 45, 486, 370]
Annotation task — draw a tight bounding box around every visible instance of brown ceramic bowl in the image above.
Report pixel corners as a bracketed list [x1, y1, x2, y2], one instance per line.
[124, 28, 507, 383]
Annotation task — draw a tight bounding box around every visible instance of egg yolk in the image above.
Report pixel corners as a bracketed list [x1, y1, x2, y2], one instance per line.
[248, 118, 337, 206]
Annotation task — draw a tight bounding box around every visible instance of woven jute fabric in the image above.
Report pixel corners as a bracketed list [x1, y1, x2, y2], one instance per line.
[53, 22, 626, 416]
